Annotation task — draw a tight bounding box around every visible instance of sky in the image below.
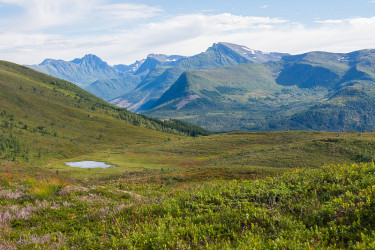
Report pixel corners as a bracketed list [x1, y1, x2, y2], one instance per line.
[1, 0, 375, 65]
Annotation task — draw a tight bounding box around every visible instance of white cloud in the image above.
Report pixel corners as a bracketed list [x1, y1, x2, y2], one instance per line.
[0, 0, 162, 31]
[0, 0, 97, 30]
[106, 15, 375, 64]
[103, 15, 375, 64]
[2, 11, 375, 66]
[315, 19, 344, 24]
[261, 5, 269, 9]
[99, 13, 289, 63]
[143, 13, 287, 37]
[248, 16, 375, 54]
[95, 3, 162, 20]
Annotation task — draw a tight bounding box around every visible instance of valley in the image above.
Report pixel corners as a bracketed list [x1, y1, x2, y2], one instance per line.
[1, 59, 375, 248]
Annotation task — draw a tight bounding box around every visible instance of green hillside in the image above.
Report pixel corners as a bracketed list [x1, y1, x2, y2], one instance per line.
[145, 62, 329, 132]
[0, 60, 209, 163]
[145, 50, 375, 132]
[275, 85, 375, 131]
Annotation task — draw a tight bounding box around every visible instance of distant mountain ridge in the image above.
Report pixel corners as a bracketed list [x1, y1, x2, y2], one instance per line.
[207, 42, 286, 63]
[28, 53, 187, 100]
[29, 54, 120, 87]
[135, 54, 186, 75]
[28, 43, 288, 105]
[110, 42, 288, 112]
[144, 49, 375, 132]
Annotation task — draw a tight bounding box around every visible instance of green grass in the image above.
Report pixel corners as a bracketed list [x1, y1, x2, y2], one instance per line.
[3, 123, 375, 248]
[7, 130, 370, 186]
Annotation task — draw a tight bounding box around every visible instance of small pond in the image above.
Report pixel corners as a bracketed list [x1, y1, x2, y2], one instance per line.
[65, 161, 115, 169]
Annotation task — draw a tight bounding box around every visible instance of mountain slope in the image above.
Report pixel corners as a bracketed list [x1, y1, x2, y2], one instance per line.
[145, 49, 375, 132]
[85, 74, 143, 101]
[114, 59, 145, 74]
[276, 51, 349, 88]
[134, 54, 185, 75]
[144, 62, 328, 131]
[111, 43, 288, 112]
[274, 85, 375, 131]
[0, 60, 210, 162]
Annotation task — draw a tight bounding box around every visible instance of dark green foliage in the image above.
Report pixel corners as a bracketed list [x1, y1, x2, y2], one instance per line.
[276, 63, 340, 88]
[0, 134, 28, 161]
[160, 118, 211, 136]
[338, 66, 373, 86]
[278, 85, 375, 132]
[115, 109, 210, 136]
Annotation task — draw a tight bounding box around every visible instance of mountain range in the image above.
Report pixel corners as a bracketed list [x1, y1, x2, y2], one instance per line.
[28, 54, 119, 87]
[145, 49, 375, 132]
[28, 43, 375, 132]
[27, 53, 185, 100]
[111, 43, 287, 112]
[28, 42, 286, 106]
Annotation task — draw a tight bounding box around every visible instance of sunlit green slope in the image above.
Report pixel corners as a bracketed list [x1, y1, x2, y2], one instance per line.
[0, 61, 208, 163]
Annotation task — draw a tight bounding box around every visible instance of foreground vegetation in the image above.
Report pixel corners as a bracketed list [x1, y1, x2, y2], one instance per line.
[2, 129, 375, 249]
[2, 161, 375, 248]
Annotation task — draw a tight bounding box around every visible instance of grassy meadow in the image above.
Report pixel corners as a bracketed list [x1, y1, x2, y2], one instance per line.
[3, 130, 375, 248]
